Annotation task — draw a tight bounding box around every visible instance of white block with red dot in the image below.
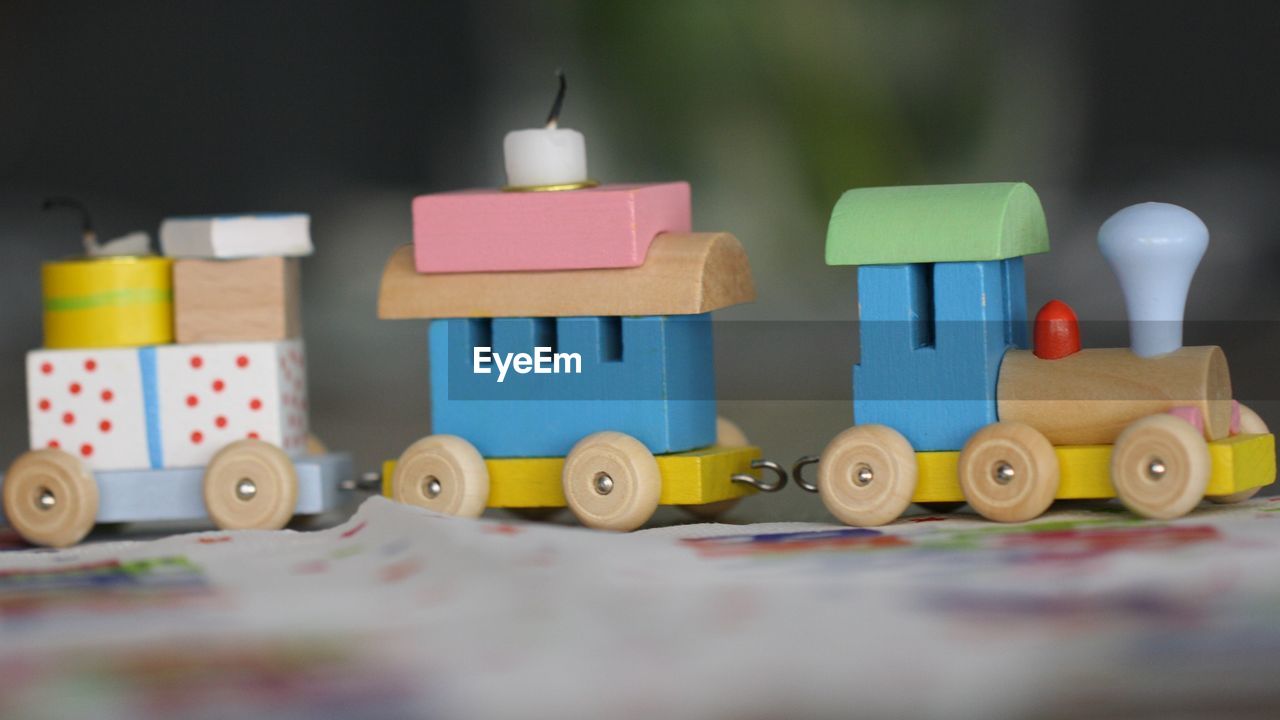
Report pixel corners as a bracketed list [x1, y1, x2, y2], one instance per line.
[153, 339, 308, 468]
[26, 348, 152, 471]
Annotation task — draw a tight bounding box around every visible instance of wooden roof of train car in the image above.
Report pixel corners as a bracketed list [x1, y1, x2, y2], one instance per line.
[825, 182, 1050, 266]
[378, 232, 756, 319]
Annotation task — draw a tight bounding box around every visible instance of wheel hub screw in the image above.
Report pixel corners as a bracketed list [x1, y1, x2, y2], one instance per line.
[423, 476, 442, 499]
[235, 478, 258, 501]
[853, 464, 874, 487]
[36, 487, 56, 511]
[1147, 459, 1167, 480]
[593, 472, 614, 495]
[993, 462, 1016, 485]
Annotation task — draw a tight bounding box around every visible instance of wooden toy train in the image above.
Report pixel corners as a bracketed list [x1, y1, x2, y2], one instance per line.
[0, 208, 351, 547]
[4, 95, 1273, 544]
[792, 183, 1275, 525]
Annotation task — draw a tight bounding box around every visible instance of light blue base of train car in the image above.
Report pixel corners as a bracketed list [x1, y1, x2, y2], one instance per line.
[853, 259, 1028, 451]
[0, 453, 352, 526]
[429, 315, 717, 458]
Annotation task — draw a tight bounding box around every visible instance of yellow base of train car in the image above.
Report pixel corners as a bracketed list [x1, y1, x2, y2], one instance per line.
[382, 444, 761, 508]
[911, 433, 1275, 503]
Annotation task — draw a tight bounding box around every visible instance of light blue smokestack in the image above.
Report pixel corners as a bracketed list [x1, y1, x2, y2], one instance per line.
[1098, 202, 1208, 357]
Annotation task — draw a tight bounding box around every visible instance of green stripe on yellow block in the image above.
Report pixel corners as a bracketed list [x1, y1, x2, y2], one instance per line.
[44, 287, 172, 312]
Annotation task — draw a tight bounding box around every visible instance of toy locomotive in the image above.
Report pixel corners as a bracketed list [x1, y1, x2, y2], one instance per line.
[0, 208, 351, 547]
[794, 182, 1276, 525]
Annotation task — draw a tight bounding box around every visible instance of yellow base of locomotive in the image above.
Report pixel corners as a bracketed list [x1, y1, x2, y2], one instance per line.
[382, 444, 761, 508]
[911, 433, 1276, 503]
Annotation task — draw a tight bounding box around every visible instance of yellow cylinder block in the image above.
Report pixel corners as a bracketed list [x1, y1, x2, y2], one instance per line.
[42, 256, 173, 349]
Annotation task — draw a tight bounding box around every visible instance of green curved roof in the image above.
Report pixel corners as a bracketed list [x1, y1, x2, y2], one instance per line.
[825, 182, 1050, 266]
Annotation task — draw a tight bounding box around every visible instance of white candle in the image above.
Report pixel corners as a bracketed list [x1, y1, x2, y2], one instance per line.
[503, 127, 588, 188]
[503, 71, 590, 188]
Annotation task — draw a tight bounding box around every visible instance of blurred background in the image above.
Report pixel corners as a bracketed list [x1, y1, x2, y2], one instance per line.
[2, 0, 1279, 522]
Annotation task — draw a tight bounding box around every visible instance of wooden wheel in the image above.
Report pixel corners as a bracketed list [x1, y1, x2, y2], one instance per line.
[3, 449, 98, 548]
[562, 431, 661, 531]
[817, 425, 917, 527]
[682, 417, 749, 520]
[391, 435, 489, 518]
[1111, 414, 1210, 519]
[713, 416, 750, 447]
[1209, 404, 1269, 504]
[958, 422, 1059, 523]
[203, 439, 299, 530]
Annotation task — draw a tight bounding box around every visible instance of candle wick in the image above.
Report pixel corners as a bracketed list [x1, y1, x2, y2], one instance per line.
[42, 196, 99, 253]
[544, 69, 567, 129]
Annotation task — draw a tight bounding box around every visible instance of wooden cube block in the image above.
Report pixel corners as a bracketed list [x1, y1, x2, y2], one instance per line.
[154, 339, 309, 467]
[27, 346, 153, 470]
[174, 257, 301, 343]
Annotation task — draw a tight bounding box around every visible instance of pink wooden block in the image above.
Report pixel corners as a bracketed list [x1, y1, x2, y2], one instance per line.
[412, 182, 691, 273]
[1230, 399, 1242, 435]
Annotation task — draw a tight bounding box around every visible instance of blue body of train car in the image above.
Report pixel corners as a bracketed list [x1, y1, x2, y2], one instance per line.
[854, 259, 1029, 450]
[428, 314, 716, 458]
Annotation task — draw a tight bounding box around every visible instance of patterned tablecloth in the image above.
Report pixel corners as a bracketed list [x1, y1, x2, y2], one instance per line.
[3, 496, 1279, 719]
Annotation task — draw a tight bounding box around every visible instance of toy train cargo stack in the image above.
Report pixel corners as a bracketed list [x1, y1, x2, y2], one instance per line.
[794, 182, 1275, 525]
[377, 77, 782, 530]
[0, 206, 352, 547]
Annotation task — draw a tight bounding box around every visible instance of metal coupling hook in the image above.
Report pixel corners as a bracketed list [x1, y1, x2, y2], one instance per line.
[730, 459, 788, 493]
[791, 455, 820, 493]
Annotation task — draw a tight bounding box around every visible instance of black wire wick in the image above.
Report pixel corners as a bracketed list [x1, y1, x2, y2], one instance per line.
[544, 69, 567, 129]
[42, 196, 98, 252]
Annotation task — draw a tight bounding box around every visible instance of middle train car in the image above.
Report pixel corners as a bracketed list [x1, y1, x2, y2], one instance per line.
[796, 182, 1275, 526]
[376, 181, 783, 531]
